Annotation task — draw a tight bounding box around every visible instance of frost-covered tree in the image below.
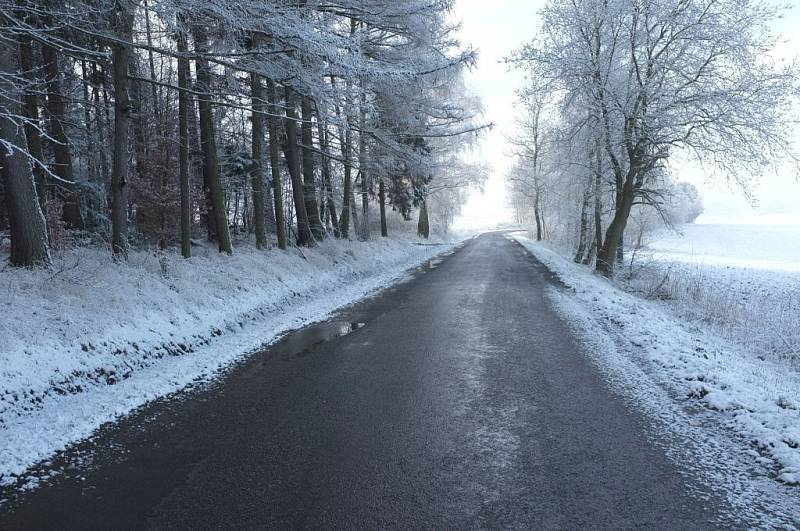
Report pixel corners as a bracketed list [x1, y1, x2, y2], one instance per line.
[512, 0, 798, 276]
[0, 0, 485, 264]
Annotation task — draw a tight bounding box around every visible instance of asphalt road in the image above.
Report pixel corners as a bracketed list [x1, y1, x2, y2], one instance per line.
[1, 232, 727, 529]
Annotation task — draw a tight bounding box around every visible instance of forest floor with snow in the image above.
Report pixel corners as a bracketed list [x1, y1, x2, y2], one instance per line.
[0, 227, 466, 490]
[511, 226, 800, 528]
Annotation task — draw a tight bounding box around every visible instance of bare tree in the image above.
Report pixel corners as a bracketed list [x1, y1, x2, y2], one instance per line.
[513, 0, 798, 276]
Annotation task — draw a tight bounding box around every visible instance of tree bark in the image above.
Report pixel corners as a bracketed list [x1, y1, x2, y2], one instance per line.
[338, 111, 353, 238]
[0, 41, 50, 266]
[41, 39, 83, 229]
[597, 170, 636, 276]
[300, 97, 324, 239]
[18, 33, 47, 210]
[281, 87, 313, 246]
[80, 60, 97, 183]
[177, 26, 191, 258]
[250, 69, 267, 249]
[266, 79, 287, 249]
[574, 172, 593, 263]
[142, 0, 161, 121]
[110, 3, 134, 258]
[91, 63, 110, 184]
[317, 115, 339, 237]
[583, 237, 596, 266]
[417, 199, 429, 238]
[357, 88, 370, 241]
[193, 25, 232, 254]
[593, 147, 603, 257]
[349, 182, 360, 236]
[378, 178, 387, 237]
[533, 188, 543, 241]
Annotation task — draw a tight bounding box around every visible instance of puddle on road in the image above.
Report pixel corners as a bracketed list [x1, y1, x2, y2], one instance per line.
[241, 247, 459, 377]
[276, 320, 366, 359]
[239, 320, 367, 379]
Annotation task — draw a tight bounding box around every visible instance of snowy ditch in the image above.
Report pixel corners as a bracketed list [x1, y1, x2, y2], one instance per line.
[0, 234, 465, 489]
[510, 233, 800, 529]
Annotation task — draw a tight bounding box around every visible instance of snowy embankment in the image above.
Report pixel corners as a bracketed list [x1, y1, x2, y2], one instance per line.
[0, 234, 463, 487]
[510, 233, 800, 528]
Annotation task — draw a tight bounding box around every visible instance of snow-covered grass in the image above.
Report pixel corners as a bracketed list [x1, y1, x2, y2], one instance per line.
[629, 224, 800, 368]
[510, 232, 800, 528]
[0, 230, 464, 488]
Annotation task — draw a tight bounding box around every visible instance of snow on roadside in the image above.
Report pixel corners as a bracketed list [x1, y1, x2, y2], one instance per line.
[0, 234, 464, 487]
[510, 233, 800, 528]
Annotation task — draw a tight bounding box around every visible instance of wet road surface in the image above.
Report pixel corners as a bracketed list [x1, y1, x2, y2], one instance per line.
[1, 232, 726, 529]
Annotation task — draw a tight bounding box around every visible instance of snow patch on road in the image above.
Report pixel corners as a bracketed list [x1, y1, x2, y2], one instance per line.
[0, 235, 464, 488]
[510, 233, 800, 529]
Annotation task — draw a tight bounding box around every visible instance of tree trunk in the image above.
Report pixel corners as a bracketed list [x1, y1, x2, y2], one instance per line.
[417, 200, 429, 238]
[593, 148, 603, 256]
[193, 26, 232, 254]
[300, 97, 324, 239]
[142, 0, 161, 121]
[266, 79, 287, 249]
[264, 178, 277, 239]
[597, 172, 636, 276]
[186, 74, 208, 241]
[378, 178, 387, 237]
[41, 40, 84, 229]
[349, 183, 360, 236]
[110, 4, 134, 258]
[533, 188, 543, 241]
[338, 115, 353, 239]
[232, 189, 240, 234]
[18, 33, 47, 210]
[282, 87, 313, 246]
[91, 63, 110, 184]
[80, 60, 96, 183]
[317, 115, 339, 237]
[177, 26, 191, 258]
[583, 236, 596, 266]
[0, 41, 50, 266]
[357, 89, 370, 241]
[250, 69, 267, 249]
[574, 173, 593, 263]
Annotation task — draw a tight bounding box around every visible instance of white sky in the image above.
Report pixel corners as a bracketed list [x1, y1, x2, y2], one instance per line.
[452, 0, 800, 229]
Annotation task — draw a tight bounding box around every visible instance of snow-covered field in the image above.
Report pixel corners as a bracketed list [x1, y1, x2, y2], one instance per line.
[633, 224, 800, 367]
[646, 223, 800, 272]
[0, 232, 464, 489]
[511, 228, 800, 528]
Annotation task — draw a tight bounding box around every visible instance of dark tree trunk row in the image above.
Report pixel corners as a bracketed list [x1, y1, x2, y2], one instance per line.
[18, 33, 48, 211]
[250, 69, 268, 250]
[300, 96, 324, 240]
[317, 115, 339, 237]
[282, 88, 313, 246]
[177, 26, 192, 258]
[110, 2, 134, 258]
[0, 41, 51, 266]
[193, 25, 232, 254]
[266, 79, 288, 250]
